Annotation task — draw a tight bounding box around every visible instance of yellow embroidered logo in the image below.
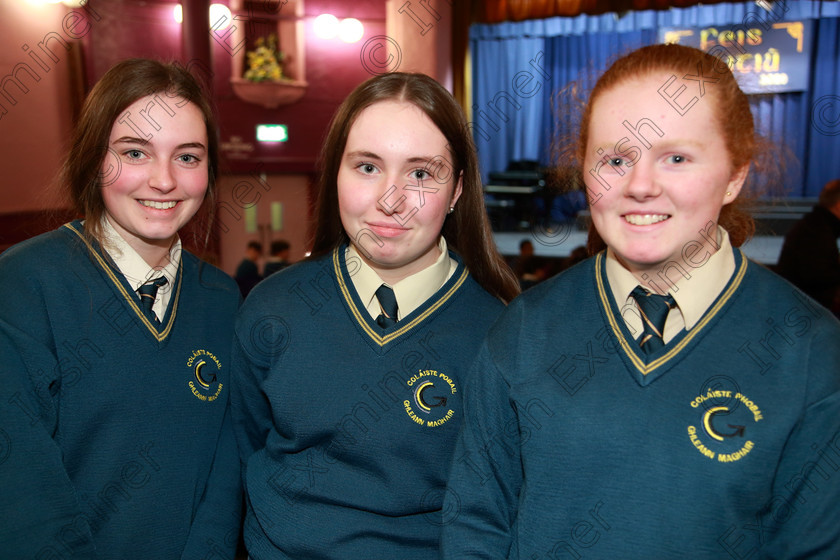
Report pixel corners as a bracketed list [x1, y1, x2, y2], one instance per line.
[186, 349, 223, 402]
[686, 384, 763, 463]
[403, 369, 457, 428]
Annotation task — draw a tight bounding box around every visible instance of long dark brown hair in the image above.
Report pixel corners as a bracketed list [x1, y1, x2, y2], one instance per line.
[60, 58, 219, 248]
[310, 72, 519, 303]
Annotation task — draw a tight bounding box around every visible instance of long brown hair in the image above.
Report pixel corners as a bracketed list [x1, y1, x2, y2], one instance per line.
[576, 44, 760, 253]
[60, 58, 219, 248]
[310, 72, 519, 303]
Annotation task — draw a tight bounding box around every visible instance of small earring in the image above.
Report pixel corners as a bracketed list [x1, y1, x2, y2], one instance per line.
[726, 191, 732, 196]
[448, 206, 455, 214]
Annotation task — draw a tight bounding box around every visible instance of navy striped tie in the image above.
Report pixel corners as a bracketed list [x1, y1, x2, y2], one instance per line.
[631, 286, 675, 356]
[137, 277, 168, 324]
[375, 284, 398, 329]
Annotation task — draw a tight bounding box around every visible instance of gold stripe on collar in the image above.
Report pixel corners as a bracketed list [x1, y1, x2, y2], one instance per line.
[596, 251, 748, 375]
[64, 223, 182, 341]
[332, 248, 467, 347]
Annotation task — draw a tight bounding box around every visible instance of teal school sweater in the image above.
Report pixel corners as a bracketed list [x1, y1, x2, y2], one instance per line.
[442, 249, 840, 559]
[232, 246, 505, 559]
[0, 221, 242, 559]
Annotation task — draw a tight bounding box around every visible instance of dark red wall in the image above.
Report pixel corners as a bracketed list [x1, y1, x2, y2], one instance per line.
[80, 0, 386, 174]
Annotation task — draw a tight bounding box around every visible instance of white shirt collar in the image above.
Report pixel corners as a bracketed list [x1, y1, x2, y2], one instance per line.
[347, 237, 457, 321]
[606, 226, 735, 340]
[100, 217, 181, 319]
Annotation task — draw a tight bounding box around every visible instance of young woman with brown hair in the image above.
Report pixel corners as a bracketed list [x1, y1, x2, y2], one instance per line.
[231, 72, 518, 558]
[0, 58, 241, 558]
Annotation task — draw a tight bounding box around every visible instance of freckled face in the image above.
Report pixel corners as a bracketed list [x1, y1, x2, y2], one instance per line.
[583, 72, 748, 281]
[337, 100, 462, 284]
[100, 95, 208, 264]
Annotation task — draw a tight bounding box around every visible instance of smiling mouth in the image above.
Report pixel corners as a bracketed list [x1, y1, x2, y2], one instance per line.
[624, 213, 669, 226]
[139, 200, 178, 210]
[368, 222, 409, 237]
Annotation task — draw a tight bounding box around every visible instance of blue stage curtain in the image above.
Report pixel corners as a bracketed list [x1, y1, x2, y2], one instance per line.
[805, 15, 840, 195]
[471, 1, 840, 197]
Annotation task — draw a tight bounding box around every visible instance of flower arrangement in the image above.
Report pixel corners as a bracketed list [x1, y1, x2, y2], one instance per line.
[244, 34, 286, 82]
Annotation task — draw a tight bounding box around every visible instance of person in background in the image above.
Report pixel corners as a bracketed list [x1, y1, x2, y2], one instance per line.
[231, 72, 519, 558]
[442, 44, 840, 559]
[512, 238, 545, 290]
[0, 59, 241, 558]
[776, 178, 840, 315]
[234, 240, 263, 297]
[263, 239, 291, 276]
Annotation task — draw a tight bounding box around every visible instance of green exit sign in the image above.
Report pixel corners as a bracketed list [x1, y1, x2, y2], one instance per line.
[256, 124, 288, 142]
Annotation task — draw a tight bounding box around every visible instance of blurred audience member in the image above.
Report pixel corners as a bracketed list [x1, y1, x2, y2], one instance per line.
[235, 240, 263, 297]
[263, 240, 292, 276]
[513, 239, 545, 290]
[777, 179, 840, 314]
